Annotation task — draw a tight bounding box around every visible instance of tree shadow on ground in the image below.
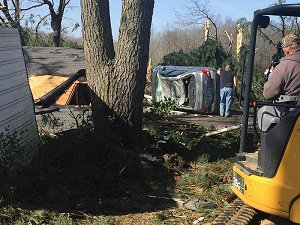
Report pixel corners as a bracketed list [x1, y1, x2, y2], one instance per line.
[0, 114, 250, 224]
[1, 129, 177, 217]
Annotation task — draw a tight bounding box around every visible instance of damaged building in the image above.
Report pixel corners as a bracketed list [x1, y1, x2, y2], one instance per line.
[23, 46, 91, 133]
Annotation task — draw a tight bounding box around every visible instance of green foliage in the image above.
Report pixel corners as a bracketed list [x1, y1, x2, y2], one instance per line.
[189, 39, 227, 67]
[147, 97, 177, 119]
[41, 113, 64, 130]
[161, 50, 190, 66]
[68, 107, 93, 134]
[0, 127, 28, 171]
[176, 159, 233, 211]
[251, 65, 266, 101]
[0, 207, 77, 225]
[155, 213, 170, 222]
[160, 39, 238, 68]
[196, 154, 210, 164]
[50, 214, 75, 225]
[22, 28, 82, 47]
[169, 130, 198, 151]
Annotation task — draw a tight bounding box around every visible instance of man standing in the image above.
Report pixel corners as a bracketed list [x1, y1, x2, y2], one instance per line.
[263, 33, 300, 100]
[220, 65, 236, 117]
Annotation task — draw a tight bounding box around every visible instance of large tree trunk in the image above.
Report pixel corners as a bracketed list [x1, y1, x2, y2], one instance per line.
[81, 0, 154, 149]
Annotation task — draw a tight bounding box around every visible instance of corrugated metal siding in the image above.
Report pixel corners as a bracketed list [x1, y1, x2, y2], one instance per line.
[0, 28, 39, 169]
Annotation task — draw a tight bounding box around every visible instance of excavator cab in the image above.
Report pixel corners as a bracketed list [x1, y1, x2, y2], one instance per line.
[231, 4, 300, 223]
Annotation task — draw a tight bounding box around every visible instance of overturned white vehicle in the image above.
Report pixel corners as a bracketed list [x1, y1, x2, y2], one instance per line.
[151, 66, 220, 114]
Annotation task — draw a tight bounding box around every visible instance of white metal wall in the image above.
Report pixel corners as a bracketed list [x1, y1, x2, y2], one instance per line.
[0, 28, 39, 168]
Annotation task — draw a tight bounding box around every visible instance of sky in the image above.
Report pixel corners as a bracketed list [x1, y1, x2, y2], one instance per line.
[62, 0, 300, 38]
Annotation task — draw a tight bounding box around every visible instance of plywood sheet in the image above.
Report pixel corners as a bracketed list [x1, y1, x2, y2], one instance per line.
[29, 75, 68, 100]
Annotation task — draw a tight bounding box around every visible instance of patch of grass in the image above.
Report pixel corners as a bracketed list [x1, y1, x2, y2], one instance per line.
[155, 213, 169, 222]
[51, 214, 75, 225]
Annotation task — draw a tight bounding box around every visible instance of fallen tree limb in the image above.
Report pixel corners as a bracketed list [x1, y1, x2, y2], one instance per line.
[147, 195, 185, 205]
[202, 122, 253, 137]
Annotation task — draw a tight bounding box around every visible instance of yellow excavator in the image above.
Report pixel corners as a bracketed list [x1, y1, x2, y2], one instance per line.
[229, 4, 300, 224]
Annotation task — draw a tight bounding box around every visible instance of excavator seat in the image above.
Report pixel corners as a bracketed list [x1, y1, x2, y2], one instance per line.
[257, 95, 298, 132]
[257, 106, 280, 132]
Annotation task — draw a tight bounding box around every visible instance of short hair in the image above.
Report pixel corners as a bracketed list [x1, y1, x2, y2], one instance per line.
[282, 33, 300, 49]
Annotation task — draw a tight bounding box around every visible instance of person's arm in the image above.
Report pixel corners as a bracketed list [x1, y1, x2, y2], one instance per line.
[263, 63, 286, 100]
[233, 76, 237, 88]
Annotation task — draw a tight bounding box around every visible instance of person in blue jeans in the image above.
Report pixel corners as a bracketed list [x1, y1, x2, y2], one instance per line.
[220, 65, 236, 117]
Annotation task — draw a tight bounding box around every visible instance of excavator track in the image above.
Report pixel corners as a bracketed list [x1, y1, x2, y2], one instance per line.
[212, 198, 258, 225]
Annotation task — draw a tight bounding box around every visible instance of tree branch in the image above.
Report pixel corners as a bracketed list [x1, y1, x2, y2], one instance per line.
[258, 29, 276, 46]
[35, 13, 50, 39]
[0, 15, 5, 23]
[3, 0, 8, 8]
[175, 0, 218, 40]
[42, 0, 56, 16]
[0, 2, 17, 27]
[20, 3, 45, 11]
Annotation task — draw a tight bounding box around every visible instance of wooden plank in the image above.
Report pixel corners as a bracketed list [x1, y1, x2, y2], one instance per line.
[55, 81, 78, 105]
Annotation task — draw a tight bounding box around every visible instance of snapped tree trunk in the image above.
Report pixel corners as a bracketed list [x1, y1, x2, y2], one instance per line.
[81, 0, 154, 149]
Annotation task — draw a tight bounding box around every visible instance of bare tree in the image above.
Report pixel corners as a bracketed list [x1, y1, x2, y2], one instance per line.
[149, 26, 204, 66]
[259, 0, 300, 44]
[29, 0, 71, 47]
[0, 0, 72, 46]
[175, 0, 218, 41]
[81, 0, 154, 149]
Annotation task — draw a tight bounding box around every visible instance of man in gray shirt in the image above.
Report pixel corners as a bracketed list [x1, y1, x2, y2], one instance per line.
[263, 33, 300, 100]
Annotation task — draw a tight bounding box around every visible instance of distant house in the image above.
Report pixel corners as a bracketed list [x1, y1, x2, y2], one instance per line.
[0, 28, 39, 169]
